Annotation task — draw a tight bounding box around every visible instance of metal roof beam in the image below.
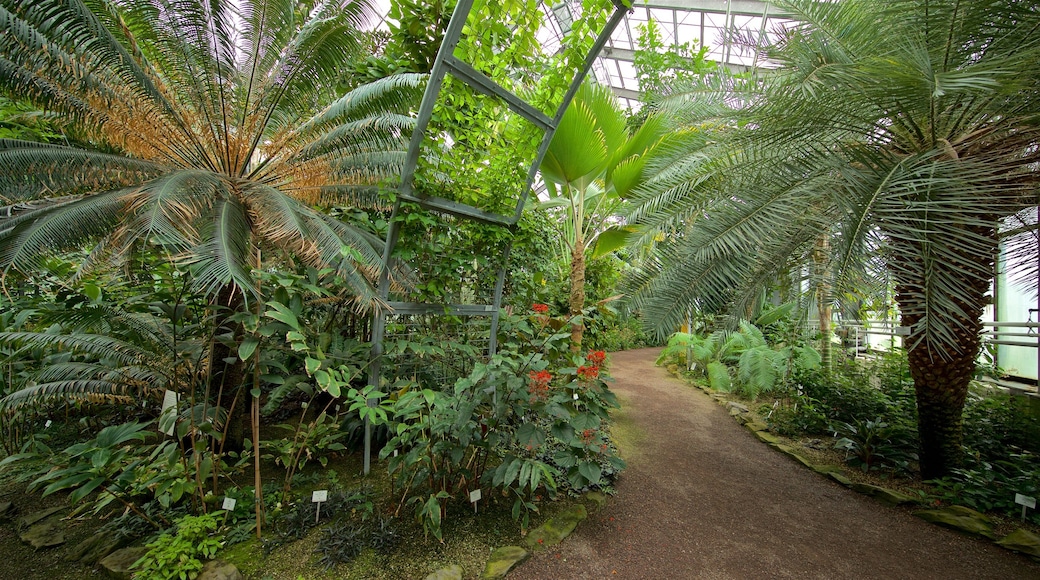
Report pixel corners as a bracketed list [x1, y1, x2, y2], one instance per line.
[398, 193, 512, 226]
[639, 0, 788, 17]
[443, 56, 555, 131]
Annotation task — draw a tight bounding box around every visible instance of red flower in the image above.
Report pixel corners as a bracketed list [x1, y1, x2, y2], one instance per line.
[531, 303, 549, 314]
[587, 350, 606, 365]
[577, 365, 599, 380]
[528, 370, 552, 403]
[529, 370, 552, 386]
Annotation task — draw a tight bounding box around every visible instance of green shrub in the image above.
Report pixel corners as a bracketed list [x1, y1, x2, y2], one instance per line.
[378, 309, 625, 540]
[929, 452, 1040, 525]
[962, 388, 1040, 462]
[832, 416, 918, 473]
[133, 512, 223, 580]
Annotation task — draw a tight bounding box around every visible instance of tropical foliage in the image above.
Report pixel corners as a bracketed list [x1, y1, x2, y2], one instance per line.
[628, 0, 1040, 477]
[540, 81, 669, 348]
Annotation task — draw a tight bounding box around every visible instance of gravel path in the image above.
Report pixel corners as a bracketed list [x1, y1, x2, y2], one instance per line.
[512, 347, 1040, 580]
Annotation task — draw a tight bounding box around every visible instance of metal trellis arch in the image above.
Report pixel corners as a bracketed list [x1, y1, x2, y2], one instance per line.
[361, 0, 632, 473]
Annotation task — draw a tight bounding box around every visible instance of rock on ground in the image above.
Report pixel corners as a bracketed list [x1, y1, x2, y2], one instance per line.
[912, 505, 997, 540]
[19, 522, 64, 549]
[481, 546, 529, 579]
[198, 559, 244, 580]
[525, 505, 587, 551]
[98, 546, 148, 580]
[997, 528, 1040, 559]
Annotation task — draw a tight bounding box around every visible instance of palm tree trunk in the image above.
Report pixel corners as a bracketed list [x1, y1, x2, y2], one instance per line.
[813, 235, 832, 373]
[893, 231, 995, 479]
[569, 240, 586, 351]
[211, 283, 248, 452]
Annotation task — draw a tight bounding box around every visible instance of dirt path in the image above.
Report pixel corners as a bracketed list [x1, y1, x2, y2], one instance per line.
[513, 348, 1040, 580]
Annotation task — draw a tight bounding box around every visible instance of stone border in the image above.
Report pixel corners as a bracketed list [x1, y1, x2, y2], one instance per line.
[421, 493, 604, 580]
[678, 368, 1040, 562]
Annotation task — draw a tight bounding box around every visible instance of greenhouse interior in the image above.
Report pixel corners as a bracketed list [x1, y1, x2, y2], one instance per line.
[1, 0, 1039, 578]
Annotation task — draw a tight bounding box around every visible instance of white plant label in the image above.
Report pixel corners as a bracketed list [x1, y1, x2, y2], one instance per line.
[469, 489, 482, 503]
[222, 497, 237, 511]
[44, 420, 52, 428]
[1016, 494, 1036, 509]
[312, 490, 328, 503]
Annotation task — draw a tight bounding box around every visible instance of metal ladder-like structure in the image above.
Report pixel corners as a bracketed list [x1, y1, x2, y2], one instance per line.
[362, 0, 632, 473]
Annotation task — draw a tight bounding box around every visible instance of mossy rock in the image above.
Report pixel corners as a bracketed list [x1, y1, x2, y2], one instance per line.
[99, 546, 149, 580]
[481, 546, 529, 579]
[17, 506, 64, 528]
[850, 483, 918, 507]
[745, 421, 768, 433]
[425, 564, 463, 580]
[997, 528, 1040, 558]
[584, 491, 608, 513]
[525, 504, 587, 551]
[827, 471, 853, 487]
[810, 464, 843, 476]
[913, 505, 996, 540]
[773, 444, 814, 468]
[66, 533, 128, 564]
[753, 430, 781, 445]
[0, 501, 14, 523]
[19, 521, 65, 549]
[198, 559, 244, 580]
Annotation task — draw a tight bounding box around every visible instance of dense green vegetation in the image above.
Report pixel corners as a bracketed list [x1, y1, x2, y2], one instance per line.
[0, 0, 645, 576]
[0, 0, 1038, 577]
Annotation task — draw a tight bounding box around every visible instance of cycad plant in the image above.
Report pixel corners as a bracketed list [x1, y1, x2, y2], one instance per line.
[629, 0, 1040, 477]
[0, 0, 419, 294]
[0, 0, 422, 445]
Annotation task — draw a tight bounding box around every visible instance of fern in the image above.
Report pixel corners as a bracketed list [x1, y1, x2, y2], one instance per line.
[737, 346, 781, 399]
[656, 332, 698, 366]
[706, 361, 731, 392]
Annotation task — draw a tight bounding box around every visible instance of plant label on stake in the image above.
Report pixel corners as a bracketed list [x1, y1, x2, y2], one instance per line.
[1015, 493, 1036, 522]
[312, 490, 328, 523]
[222, 497, 236, 526]
[44, 420, 51, 428]
[470, 489, 481, 513]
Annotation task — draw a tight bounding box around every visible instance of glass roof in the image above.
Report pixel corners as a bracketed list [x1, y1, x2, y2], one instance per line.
[595, 1, 793, 108]
[368, 0, 795, 109]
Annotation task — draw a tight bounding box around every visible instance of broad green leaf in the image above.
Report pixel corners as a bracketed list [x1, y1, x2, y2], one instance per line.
[577, 461, 602, 484]
[305, 357, 321, 376]
[238, 336, 260, 361]
[265, 302, 300, 330]
[591, 226, 636, 259]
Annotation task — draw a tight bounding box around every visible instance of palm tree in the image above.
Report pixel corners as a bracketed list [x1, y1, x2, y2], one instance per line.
[0, 0, 421, 446]
[628, 0, 1040, 478]
[539, 82, 668, 348]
